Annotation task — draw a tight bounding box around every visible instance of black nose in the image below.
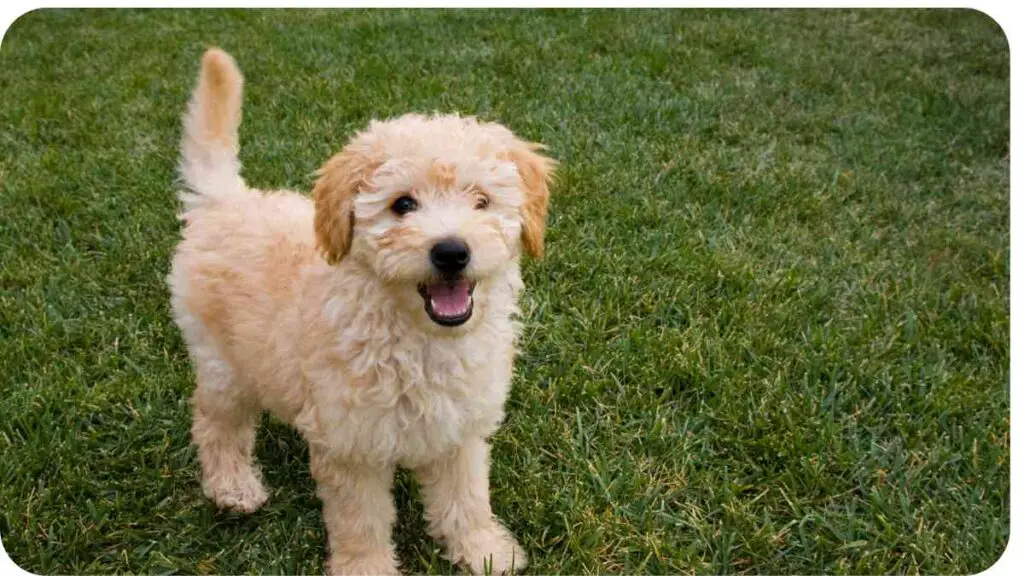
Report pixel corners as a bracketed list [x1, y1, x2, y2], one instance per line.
[430, 238, 470, 274]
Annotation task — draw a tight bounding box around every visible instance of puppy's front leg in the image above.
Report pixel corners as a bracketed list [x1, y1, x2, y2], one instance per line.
[414, 436, 527, 575]
[311, 448, 399, 576]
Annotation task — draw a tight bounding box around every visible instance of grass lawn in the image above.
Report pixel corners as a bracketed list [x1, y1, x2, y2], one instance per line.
[0, 8, 1009, 575]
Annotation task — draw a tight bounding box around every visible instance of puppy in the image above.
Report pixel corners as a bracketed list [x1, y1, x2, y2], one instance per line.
[167, 48, 554, 575]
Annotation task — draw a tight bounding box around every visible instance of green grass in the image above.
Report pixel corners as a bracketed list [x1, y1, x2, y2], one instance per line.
[0, 8, 1009, 575]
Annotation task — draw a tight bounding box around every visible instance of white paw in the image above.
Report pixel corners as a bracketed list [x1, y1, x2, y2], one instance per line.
[202, 467, 268, 513]
[448, 522, 528, 575]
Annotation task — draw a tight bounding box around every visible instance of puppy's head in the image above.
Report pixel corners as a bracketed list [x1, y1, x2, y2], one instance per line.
[314, 113, 554, 329]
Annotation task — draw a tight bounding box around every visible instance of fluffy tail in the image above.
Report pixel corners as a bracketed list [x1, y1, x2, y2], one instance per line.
[179, 48, 247, 209]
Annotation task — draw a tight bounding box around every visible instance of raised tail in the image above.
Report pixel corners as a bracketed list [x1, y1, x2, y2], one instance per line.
[179, 48, 247, 209]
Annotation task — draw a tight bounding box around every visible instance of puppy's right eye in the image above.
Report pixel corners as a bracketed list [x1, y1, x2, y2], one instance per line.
[391, 195, 418, 216]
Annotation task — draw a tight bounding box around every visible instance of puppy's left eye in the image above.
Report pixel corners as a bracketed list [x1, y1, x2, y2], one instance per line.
[474, 196, 490, 210]
[391, 195, 418, 216]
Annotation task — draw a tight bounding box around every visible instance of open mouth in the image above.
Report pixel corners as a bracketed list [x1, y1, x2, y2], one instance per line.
[417, 278, 476, 326]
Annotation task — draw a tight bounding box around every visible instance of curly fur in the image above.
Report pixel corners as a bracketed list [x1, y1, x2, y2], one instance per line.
[167, 48, 553, 575]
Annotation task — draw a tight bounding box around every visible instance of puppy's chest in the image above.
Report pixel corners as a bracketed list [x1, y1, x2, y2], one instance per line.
[396, 343, 510, 457]
[318, 334, 512, 467]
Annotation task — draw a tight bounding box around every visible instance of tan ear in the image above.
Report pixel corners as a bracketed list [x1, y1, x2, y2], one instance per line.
[508, 143, 556, 259]
[313, 148, 378, 264]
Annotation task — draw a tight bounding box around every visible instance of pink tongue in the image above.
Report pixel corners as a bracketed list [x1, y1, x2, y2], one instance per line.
[427, 280, 471, 317]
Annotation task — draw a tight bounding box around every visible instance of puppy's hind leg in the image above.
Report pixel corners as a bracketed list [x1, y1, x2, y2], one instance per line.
[189, 350, 268, 513]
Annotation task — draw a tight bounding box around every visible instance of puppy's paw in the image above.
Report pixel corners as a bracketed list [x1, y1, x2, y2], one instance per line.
[326, 550, 400, 576]
[202, 467, 268, 513]
[448, 522, 527, 575]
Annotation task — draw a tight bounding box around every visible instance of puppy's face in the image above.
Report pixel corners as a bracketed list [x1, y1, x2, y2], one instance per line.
[313, 114, 554, 329]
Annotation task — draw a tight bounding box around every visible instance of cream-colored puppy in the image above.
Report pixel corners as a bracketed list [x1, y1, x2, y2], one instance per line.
[168, 48, 553, 575]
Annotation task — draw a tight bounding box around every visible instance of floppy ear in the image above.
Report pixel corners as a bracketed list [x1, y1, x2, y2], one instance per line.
[508, 142, 556, 259]
[313, 147, 378, 264]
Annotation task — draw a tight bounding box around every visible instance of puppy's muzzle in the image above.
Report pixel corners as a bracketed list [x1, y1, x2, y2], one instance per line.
[419, 238, 474, 327]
